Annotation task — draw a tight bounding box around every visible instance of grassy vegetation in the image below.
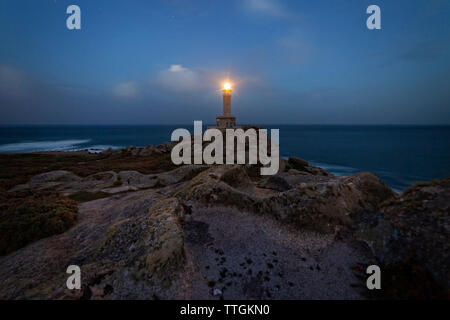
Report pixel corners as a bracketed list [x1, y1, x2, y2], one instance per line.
[0, 189, 78, 256]
[0, 151, 176, 191]
[0, 150, 177, 255]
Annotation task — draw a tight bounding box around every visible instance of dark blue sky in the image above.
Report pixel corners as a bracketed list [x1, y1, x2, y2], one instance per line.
[1, 0, 449, 124]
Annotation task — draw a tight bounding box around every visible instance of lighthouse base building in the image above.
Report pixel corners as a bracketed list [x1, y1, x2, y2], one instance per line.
[216, 115, 236, 129]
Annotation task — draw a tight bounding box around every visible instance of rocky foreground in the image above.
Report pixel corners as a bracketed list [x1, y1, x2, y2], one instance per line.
[0, 144, 448, 299]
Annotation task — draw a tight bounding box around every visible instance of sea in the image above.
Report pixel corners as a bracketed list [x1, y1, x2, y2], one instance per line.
[0, 125, 449, 192]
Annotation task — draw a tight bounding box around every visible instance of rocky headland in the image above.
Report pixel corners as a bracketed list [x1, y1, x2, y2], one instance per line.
[0, 143, 448, 299]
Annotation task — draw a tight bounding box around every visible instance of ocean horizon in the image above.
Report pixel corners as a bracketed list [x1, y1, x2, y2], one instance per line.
[1, 124, 449, 192]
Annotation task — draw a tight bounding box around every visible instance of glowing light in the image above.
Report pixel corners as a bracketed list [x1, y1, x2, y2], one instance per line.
[223, 82, 232, 90]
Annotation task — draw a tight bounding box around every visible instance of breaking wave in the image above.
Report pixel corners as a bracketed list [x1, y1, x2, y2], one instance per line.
[0, 139, 92, 153]
[309, 161, 359, 176]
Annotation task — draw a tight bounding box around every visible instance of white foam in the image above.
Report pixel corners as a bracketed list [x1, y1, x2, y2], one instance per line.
[75, 145, 123, 154]
[0, 139, 91, 153]
[309, 161, 359, 176]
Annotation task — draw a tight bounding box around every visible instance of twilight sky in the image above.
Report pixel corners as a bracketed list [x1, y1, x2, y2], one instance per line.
[0, 0, 449, 124]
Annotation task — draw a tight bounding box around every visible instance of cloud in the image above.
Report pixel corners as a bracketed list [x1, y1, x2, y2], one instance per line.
[155, 64, 205, 92]
[168, 64, 187, 72]
[0, 62, 264, 124]
[243, 0, 290, 18]
[154, 64, 263, 96]
[113, 81, 138, 98]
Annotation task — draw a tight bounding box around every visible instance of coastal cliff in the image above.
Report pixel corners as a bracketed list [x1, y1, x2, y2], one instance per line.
[0, 144, 448, 299]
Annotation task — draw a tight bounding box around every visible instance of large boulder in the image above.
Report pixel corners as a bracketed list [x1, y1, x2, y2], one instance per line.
[157, 165, 209, 186]
[258, 172, 394, 232]
[10, 170, 120, 193]
[83, 197, 187, 299]
[174, 166, 257, 212]
[12, 170, 127, 194]
[219, 165, 253, 189]
[288, 157, 330, 176]
[9, 165, 209, 195]
[61, 171, 119, 193]
[157, 141, 176, 154]
[9, 170, 81, 191]
[380, 178, 450, 290]
[138, 144, 161, 156]
[257, 175, 291, 192]
[119, 171, 158, 189]
[350, 178, 450, 297]
[279, 157, 291, 173]
[96, 197, 185, 272]
[175, 166, 394, 233]
[288, 157, 309, 170]
[30, 170, 81, 184]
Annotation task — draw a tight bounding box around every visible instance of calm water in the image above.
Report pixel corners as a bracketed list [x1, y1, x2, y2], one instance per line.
[0, 125, 449, 191]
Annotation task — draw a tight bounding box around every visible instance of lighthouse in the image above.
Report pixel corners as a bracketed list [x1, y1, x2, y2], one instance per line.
[216, 82, 236, 129]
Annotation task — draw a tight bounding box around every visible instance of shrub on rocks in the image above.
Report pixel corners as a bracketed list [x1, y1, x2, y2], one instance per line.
[0, 189, 78, 255]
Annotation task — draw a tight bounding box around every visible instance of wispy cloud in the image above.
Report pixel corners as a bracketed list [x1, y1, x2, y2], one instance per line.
[155, 64, 204, 92]
[243, 0, 290, 18]
[153, 64, 259, 92]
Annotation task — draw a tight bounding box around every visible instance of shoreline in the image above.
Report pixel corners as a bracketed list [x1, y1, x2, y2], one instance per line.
[1, 124, 448, 192]
[0, 146, 422, 193]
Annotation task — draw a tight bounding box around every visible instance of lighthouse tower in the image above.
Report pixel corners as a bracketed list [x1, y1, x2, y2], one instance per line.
[216, 82, 236, 129]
